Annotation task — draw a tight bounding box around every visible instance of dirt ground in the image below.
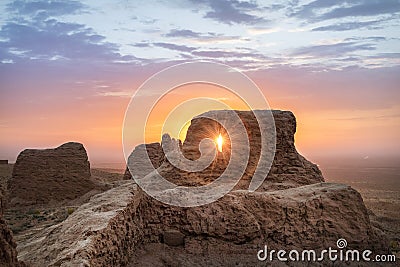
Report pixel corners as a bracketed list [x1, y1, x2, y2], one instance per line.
[0, 164, 124, 246]
[1, 163, 399, 260]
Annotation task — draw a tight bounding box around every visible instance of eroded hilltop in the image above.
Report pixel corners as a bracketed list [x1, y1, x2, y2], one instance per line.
[4, 110, 393, 266]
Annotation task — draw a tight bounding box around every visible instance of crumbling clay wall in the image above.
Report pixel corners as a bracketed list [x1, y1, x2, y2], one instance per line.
[8, 142, 96, 206]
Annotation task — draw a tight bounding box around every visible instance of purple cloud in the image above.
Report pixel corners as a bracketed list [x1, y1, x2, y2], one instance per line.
[190, 0, 266, 25]
[291, 42, 376, 57]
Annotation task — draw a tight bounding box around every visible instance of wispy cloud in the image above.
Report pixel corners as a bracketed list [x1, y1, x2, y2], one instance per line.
[319, 0, 400, 20]
[1, 59, 14, 64]
[312, 20, 383, 31]
[190, 0, 267, 25]
[191, 49, 269, 60]
[292, 0, 400, 23]
[247, 27, 281, 35]
[164, 28, 242, 44]
[7, 0, 86, 17]
[329, 114, 400, 121]
[97, 91, 132, 98]
[153, 42, 196, 52]
[291, 41, 376, 58]
[165, 29, 201, 38]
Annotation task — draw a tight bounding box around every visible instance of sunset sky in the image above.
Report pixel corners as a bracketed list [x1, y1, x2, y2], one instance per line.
[1, 0, 399, 164]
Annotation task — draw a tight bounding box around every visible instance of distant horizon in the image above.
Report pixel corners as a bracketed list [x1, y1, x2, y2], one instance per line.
[3, 136, 400, 166]
[2, 102, 400, 165]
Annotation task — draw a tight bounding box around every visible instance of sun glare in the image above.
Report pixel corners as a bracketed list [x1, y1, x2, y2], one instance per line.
[216, 134, 223, 152]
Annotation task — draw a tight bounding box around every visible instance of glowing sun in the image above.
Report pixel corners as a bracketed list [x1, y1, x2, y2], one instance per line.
[216, 134, 223, 152]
